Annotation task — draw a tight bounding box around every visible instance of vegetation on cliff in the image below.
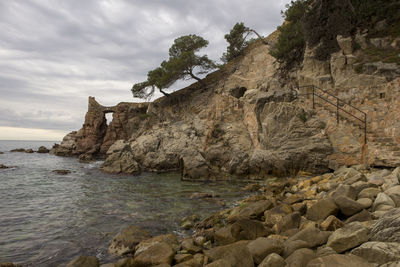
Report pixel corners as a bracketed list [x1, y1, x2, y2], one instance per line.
[132, 34, 216, 99]
[271, 0, 400, 66]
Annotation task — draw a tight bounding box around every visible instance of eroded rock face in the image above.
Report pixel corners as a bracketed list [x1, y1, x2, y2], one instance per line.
[370, 208, 400, 242]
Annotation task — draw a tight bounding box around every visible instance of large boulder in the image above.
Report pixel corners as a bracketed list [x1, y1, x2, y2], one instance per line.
[351, 241, 400, 264]
[306, 198, 339, 221]
[373, 193, 395, 211]
[37, 146, 50, 153]
[214, 219, 270, 245]
[285, 248, 315, 267]
[334, 196, 364, 216]
[258, 253, 286, 267]
[108, 225, 152, 256]
[228, 200, 272, 222]
[326, 222, 369, 253]
[102, 144, 140, 175]
[204, 241, 254, 267]
[132, 242, 175, 266]
[246, 237, 284, 264]
[134, 234, 179, 257]
[307, 254, 374, 267]
[286, 226, 331, 249]
[370, 208, 400, 242]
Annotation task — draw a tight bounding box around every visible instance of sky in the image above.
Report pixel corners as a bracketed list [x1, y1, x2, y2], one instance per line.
[0, 0, 291, 141]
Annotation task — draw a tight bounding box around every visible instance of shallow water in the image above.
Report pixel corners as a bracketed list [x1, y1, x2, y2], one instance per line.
[0, 140, 249, 266]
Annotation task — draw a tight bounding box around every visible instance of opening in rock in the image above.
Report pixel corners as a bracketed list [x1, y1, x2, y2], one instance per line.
[230, 87, 247, 98]
[105, 113, 113, 125]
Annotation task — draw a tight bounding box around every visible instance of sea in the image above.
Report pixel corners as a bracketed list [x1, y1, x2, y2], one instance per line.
[0, 140, 249, 266]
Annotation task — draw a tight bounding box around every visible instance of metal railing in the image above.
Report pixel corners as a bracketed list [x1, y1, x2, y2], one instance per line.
[299, 85, 367, 144]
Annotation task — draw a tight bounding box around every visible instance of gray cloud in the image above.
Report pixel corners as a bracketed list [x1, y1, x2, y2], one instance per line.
[0, 0, 290, 136]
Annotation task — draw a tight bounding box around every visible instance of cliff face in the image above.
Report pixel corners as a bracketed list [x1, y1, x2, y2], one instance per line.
[52, 25, 400, 180]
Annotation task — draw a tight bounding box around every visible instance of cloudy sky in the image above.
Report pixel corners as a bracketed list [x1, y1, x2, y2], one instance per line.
[0, 0, 290, 141]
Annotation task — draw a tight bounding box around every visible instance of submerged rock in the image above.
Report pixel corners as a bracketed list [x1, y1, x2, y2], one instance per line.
[52, 169, 71, 175]
[0, 164, 10, 169]
[10, 148, 25, 152]
[25, 149, 34, 153]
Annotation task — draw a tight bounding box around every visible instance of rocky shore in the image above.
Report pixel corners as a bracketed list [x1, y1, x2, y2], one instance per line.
[14, 166, 392, 267]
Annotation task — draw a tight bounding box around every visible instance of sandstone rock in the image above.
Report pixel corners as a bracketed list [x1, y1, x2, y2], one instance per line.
[306, 198, 338, 221]
[10, 148, 25, 152]
[132, 242, 174, 266]
[228, 200, 272, 222]
[246, 237, 284, 264]
[174, 254, 193, 264]
[373, 193, 395, 211]
[134, 234, 179, 257]
[258, 253, 286, 267]
[331, 184, 357, 200]
[336, 35, 353, 55]
[326, 222, 369, 253]
[306, 254, 374, 267]
[274, 212, 301, 234]
[108, 225, 152, 256]
[215, 219, 270, 245]
[102, 146, 140, 175]
[358, 187, 381, 199]
[320, 216, 344, 231]
[370, 208, 400, 242]
[357, 198, 373, 209]
[334, 196, 364, 216]
[351, 241, 400, 264]
[287, 226, 331, 248]
[37, 146, 49, 153]
[385, 186, 400, 207]
[345, 209, 372, 223]
[285, 248, 315, 267]
[181, 238, 202, 254]
[180, 149, 211, 181]
[264, 204, 293, 227]
[204, 259, 230, 267]
[204, 241, 254, 267]
[283, 240, 309, 258]
[315, 246, 337, 257]
[66, 256, 99, 267]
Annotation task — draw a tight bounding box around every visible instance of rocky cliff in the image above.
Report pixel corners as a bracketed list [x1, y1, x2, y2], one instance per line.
[52, 21, 400, 180]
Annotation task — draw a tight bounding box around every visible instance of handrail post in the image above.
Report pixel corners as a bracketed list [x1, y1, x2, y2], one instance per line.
[337, 98, 339, 124]
[312, 86, 315, 109]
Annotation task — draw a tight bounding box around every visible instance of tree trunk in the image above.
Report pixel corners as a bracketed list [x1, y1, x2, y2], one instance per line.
[249, 29, 268, 45]
[159, 88, 170, 97]
[189, 72, 204, 85]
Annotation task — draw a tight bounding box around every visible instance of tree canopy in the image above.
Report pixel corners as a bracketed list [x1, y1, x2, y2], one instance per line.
[132, 34, 216, 99]
[221, 22, 267, 63]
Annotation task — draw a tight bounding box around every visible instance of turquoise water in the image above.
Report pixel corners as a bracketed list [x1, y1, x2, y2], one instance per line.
[0, 140, 248, 266]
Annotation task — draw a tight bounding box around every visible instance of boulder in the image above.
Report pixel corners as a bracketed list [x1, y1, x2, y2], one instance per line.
[370, 208, 400, 242]
[215, 219, 270, 245]
[174, 253, 204, 267]
[351, 241, 400, 264]
[373, 193, 395, 211]
[134, 234, 179, 257]
[37, 146, 50, 153]
[228, 200, 272, 222]
[66, 256, 99, 267]
[358, 187, 381, 199]
[274, 212, 301, 234]
[0, 164, 10, 169]
[315, 246, 337, 257]
[326, 222, 369, 253]
[246, 237, 284, 264]
[385, 185, 400, 207]
[132, 242, 174, 266]
[285, 248, 315, 267]
[204, 241, 254, 267]
[181, 238, 202, 254]
[180, 150, 212, 181]
[283, 240, 309, 258]
[334, 196, 364, 217]
[320, 216, 344, 231]
[204, 259, 231, 267]
[306, 198, 339, 221]
[287, 226, 331, 248]
[306, 254, 374, 267]
[265, 204, 293, 227]
[357, 198, 373, 209]
[108, 225, 152, 256]
[341, 168, 367, 184]
[101, 147, 140, 175]
[10, 148, 25, 152]
[345, 209, 372, 223]
[258, 253, 286, 267]
[174, 254, 193, 264]
[52, 169, 71, 175]
[331, 184, 357, 200]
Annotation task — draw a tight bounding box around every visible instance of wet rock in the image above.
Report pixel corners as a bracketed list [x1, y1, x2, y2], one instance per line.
[66, 256, 99, 267]
[10, 148, 25, 152]
[320, 215, 344, 231]
[204, 241, 253, 267]
[0, 152, 3, 154]
[246, 237, 284, 264]
[285, 248, 315, 267]
[307, 254, 374, 267]
[327, 222, 369, 253]
[79, 153, 93, 163]
[358, 187, 381, 199]
[134, 234, 179, 257]
[287, 226, 331, 248]
[181, 238, 202, 254]
[351, 241, 400, 264]
[132, 242, 174, 266]
[334, 196, 364, 216]
[0, 164, 10, 169]
[306, 198, 339, 221]
[189, 193, 218, 199]
[25, 149, 34, 153]
[37, 146, 50, 153]
[108, 225, 152, 256]
[52, 169, 71, 175]
[370, 208, 400, 242]
[258, 253, 286, 267]
[373, 193, 395, 211]
[181, 215, 199, 230]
